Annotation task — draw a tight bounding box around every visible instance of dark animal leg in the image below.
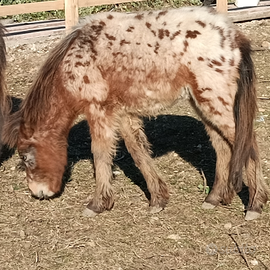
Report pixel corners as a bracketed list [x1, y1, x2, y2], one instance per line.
[119, 114, 169, 213]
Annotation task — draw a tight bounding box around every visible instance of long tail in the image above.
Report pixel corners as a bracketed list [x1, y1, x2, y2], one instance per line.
[229, 32, 258, 192]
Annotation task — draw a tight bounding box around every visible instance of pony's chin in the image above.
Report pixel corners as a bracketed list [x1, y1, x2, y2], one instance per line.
[28, 181, 55, 199]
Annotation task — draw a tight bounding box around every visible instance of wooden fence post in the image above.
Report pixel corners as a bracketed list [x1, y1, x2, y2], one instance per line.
[65, 0, 79, 34]
[216, 0, 228, 13]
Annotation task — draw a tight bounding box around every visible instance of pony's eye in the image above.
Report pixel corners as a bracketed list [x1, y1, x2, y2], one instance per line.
[20, 155, 27, 161]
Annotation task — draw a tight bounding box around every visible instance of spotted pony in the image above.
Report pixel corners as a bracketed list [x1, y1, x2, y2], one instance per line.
[3, 7, 268, 220]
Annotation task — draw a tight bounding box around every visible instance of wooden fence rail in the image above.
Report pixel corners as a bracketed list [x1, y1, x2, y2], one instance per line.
[0, 0, 228, 33]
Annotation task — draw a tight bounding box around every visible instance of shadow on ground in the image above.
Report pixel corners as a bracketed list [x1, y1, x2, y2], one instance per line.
[67, 116, 217, 197]
[1, 96, 249, 207]
[67, 116, 249, 206]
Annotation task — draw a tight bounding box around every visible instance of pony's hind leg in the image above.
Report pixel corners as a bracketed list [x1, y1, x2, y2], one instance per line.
[83, 108, 120, 217]
[245, 138, 269, 220]
[119, 114, 169, 213]
[202, 124, 235, 209]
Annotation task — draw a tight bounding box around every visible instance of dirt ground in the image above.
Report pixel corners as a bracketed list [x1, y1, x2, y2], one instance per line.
[0, 12, 270, 270]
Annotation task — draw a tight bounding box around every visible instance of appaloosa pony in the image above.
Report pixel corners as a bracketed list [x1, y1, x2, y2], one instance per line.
[0, 23, 7, 156]
[3, 7, 268, 220]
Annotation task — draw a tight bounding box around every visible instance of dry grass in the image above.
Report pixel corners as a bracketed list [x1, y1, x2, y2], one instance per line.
[1, 10, 270, 270]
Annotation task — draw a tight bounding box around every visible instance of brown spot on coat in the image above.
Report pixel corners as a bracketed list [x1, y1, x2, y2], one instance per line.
[158, 29, 165, 39]
[90, 24, 104, 37]
[183, 40, 189, 52]
[218, 96, 229, 106]
[66, 71, 75, 80]
[75, 62, 84, 67]
[105, 33, 116, 41]
[120, 39, 131, 46]
[185, 30, 201, 39]
[154, 42, 160, 54]
[215, 68, 223, 73]
[112, 52, 123, 57]
[158, 29, 170, 39]
[202, 87, 212, 91]
[135, 14, 144, 20]
[165, 29, 170, 37]
[83, 75, 90, 84]
[170, 30, 181, 40]
[151, 30, 157, 36]
[156, 10, 168, 20]
[126, 26, 135, 32]
[145, 22, 151, 28]
[196, 20, 206, 28]
[107, 14, 114, 20]
[211, 60, 222, 66]
[90, 55, 96, 61]
[198, 57, 204, 61]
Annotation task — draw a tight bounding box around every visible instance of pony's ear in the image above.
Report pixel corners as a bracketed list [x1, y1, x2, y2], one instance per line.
[2, 110, 22, 148]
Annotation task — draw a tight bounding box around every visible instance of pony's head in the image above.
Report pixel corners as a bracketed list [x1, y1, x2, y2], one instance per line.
[18, 138, 67, 199]
[3, 110, 68, 199]
[2, 28, 81, 199]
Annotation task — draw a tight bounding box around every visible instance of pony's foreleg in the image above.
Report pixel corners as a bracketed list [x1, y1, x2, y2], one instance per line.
[119, 115, 169, 213]
[83, 110, 119, 217]
[202, 125, 235, 209]
[245, 138, 269, 220]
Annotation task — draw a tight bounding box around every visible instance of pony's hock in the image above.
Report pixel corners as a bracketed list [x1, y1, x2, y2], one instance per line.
[3, 7, 268, 220]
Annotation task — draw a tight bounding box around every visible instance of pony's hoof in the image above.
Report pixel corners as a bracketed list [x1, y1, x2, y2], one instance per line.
[202, 201, 216, 210]
[245, 211, 261, 221]
[82, 208, 98, 218]
[149, 205, 164, 214]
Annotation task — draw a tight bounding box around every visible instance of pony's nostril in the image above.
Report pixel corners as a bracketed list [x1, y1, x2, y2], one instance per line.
[37, 190, 44, 199]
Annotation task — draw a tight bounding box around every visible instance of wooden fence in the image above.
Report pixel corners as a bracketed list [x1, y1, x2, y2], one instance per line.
[0, 0, 228, 33]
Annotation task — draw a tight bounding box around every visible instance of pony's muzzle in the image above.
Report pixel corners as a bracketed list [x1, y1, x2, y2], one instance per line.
[28, 181, 55, 199]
